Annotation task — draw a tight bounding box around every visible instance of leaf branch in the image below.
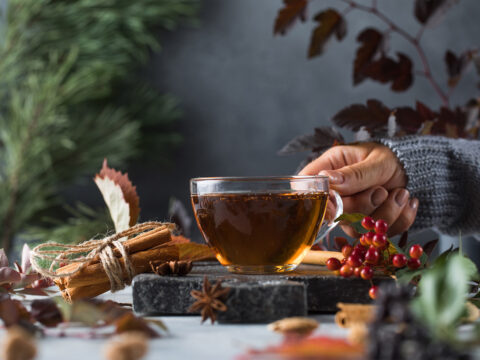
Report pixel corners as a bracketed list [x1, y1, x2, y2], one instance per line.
[338, 0, 450, 106]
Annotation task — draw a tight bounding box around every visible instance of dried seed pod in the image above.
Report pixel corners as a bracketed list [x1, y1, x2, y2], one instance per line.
[267, 317, 319, 336]
[2, 326, 37, 360]
[103, 331, 148, 360]
[150, 260, 192, 276]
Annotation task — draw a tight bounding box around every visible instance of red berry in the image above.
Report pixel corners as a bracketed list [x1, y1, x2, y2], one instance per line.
[341, 258, 347, 265]
[374, 219, 388, 234]
[334, 237, 349, 250]
[351, 249, 366, 262]
[360, 266, 374, 280]
[326, 257, 342, 271]
[365, 247, 380, 265]
[364, 231, 375, 246]
[359, 235, 369, 247]
[340, 264, 353, 278]
[372, 234, 387, 249]
[407, 258, 421, 269]
[392, 254, 407, 268]
[342, 244, 353, 258]
[409, 244, 424, 259]
[369, 286, 379, 300]
[361, 216, 375, 230]
[354, 267, 362, 278]
[347, 255, 362, 268]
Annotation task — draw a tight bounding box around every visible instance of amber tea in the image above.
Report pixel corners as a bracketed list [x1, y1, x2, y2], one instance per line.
[191, 192, 328, 273]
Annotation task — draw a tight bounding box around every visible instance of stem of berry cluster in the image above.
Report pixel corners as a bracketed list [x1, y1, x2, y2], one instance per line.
[338, 0, 450, 107]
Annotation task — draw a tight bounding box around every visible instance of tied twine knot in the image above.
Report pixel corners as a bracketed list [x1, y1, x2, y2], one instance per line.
[30, 221, 174, 292]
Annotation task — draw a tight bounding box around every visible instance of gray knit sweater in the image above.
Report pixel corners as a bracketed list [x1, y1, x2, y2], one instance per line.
[379, 136, 480, 235]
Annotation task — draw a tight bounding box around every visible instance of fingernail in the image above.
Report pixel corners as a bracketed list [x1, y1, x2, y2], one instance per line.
[371, 187, 388, 207]
[395, 189, 409, 207]
[319, 170, 344, 184]
[409, 198, 419, 210]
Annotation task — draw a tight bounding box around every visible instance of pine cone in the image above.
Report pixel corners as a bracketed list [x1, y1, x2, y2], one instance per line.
[150, 260, 192, 276]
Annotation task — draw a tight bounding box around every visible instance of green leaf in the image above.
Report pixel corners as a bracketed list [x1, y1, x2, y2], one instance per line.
[335, 213, 365, 223]
[395, 267, 423, 284]
[411, 254, 476, 338]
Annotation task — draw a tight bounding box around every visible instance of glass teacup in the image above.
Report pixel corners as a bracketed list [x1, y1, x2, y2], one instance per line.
[190, 176, 343, 274]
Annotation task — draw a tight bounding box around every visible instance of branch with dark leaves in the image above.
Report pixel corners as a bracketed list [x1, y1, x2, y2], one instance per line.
[274, 0, 480, 158]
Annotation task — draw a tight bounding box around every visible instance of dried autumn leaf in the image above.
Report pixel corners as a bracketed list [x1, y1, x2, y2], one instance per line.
[242, 336, 364, 359]
[363, 53, 413, 92]
[0, 268, 21, 285]
[115, 313, 159, 338]
[391, 53, 413, 91]
[394, 106, 424, 134]
[0, 249, 9, 267]
[308, 9, 346, 58]
[30, 299, 63, 328]
[273, 0, 307, 35]
[353, 28, 383, 85]
[278, 127, 344, 155]
[423, 239, 439, 257]
[95, 159, 140, 232]
[0, 297, 31, 327]
[445, 50, 475, 88]
[431, 107, 466, 137]
[332, 99, 390, 134]
[399, 231, 409, 251]
[177, 242, 216, 262]
[168, 197, 192, 237]
[414, 0, 459, 27]
[416, 101, 437, 121]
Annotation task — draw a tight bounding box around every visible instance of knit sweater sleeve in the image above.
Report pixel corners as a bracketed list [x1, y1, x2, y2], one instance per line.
[378, 136, 480, 235]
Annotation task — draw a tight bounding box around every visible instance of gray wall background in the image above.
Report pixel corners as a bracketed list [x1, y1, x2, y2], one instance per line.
[132, 0, 479, 226]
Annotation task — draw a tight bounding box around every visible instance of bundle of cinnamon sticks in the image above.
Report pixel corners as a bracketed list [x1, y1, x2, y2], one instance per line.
[55, 226, 178, 302]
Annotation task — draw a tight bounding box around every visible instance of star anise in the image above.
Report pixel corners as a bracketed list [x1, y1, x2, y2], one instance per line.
[150, 260, 192, 276]
[188, 276, 230, 324]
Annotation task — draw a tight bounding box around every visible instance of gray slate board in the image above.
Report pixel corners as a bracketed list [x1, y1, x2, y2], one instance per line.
[132, 263, 392, 323]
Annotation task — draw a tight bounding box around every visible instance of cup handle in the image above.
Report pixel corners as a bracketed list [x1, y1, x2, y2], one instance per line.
[314, 190, 343, 244]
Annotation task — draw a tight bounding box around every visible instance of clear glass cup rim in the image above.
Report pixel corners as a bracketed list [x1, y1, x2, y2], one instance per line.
[190, 175, 328, 182]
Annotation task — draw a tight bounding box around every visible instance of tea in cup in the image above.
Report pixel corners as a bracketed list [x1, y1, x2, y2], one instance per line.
[190, 176, 342, 274]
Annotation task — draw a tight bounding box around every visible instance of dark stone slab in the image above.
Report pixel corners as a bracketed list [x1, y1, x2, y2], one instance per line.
[217, 280, 306, 323]
[132, 263, 393, 321]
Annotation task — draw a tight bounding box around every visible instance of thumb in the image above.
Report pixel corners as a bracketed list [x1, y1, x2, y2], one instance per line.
[319, 158, 387, 196]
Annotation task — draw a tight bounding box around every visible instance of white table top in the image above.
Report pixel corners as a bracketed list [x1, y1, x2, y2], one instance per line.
[3, 289, 349, 360]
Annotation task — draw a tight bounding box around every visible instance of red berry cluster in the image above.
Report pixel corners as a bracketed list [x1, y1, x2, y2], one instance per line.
[325, 216, 424, 300]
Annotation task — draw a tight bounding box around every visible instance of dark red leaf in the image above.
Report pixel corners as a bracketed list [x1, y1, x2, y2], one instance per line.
[391, 53, 413, 91]
[0, 297, 31, 327]
[274, 0, 308, 35]
[416, 101, 437, 121]
[394, 107, 424, 134]
[168, 198, 192, 237]
[0, 268, 21, 285]
[414, 0, 459, 26]
[332, 99, 390, 133]
[278, 126, 344, 155]
[308, 9, 346, 58]
[0, 249, 8, 268]
[445, 50, 474, 88]
[353, 28, 383, 85]
[431, 107, 467, 137]
[30, 299, 63, 327]
[363, 53, 413, 92]
[422, 239, 439, 257]
[398, 231, 408, 251]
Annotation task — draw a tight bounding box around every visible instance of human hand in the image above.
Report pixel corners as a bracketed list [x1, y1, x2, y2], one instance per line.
[299, 142, 419, 236]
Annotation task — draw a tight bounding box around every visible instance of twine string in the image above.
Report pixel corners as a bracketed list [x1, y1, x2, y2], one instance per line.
[30, 221, 174, 292]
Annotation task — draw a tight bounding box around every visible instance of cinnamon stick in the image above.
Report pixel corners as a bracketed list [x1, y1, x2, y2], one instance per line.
[302, 250, 343, 265]
[57, 227, 171, 275]
[55, 245, 179, 295]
